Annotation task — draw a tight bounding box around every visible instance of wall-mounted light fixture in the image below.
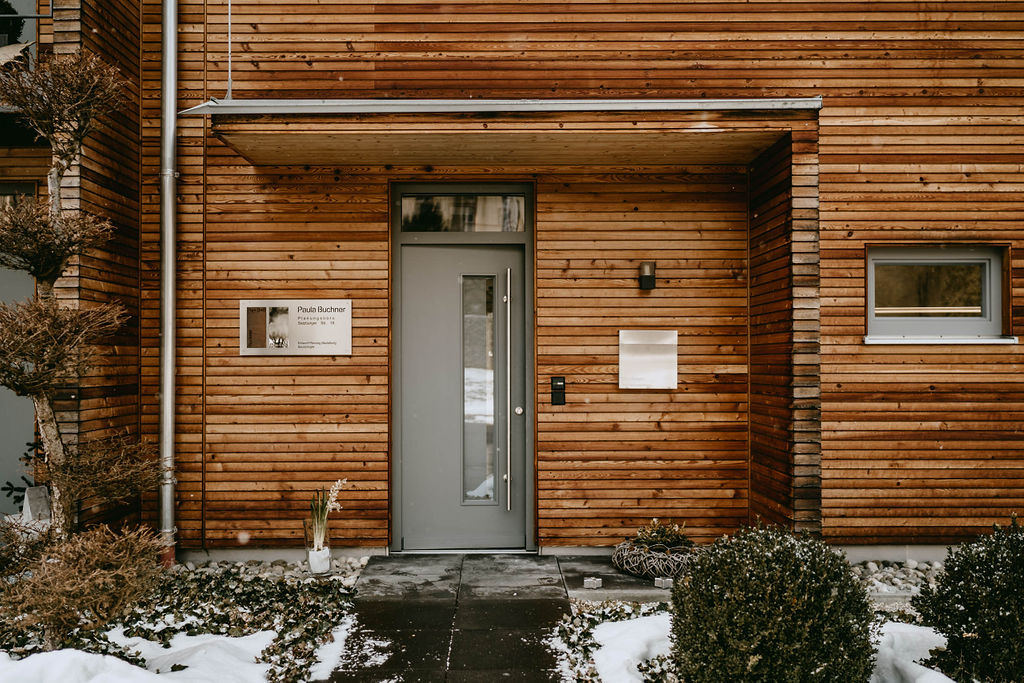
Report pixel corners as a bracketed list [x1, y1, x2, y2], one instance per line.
[638, 261, 656, 290]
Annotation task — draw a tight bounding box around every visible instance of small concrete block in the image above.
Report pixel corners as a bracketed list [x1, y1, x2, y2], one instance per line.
[583, 577, 602, 589]
[654, 577, 673, 589]
[21, 486, 50, 523]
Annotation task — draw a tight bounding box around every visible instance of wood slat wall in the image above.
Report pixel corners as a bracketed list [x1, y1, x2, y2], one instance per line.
[197, 159, 390, 546]
[0, 148, 49, 185]
[132, 0, 1024, 546]
[747, 131, 824, 534]
[748, 136, 797, 528]
[536, 168, 751, 545]
[46, 0, 143, 526]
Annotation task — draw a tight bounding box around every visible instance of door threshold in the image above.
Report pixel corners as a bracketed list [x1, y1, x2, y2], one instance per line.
[391, 548, 537, 555]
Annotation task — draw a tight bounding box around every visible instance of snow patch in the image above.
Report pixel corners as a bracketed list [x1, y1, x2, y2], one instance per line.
[0, 630, 278, 683]
[586, 613, 955, 683]
[871, 622, 954, 683]
[308, 617, 354, 681]
[591, 613, 671, 683]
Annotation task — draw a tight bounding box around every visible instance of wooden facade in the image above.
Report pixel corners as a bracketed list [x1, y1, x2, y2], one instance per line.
[4, 1, 1023, 548]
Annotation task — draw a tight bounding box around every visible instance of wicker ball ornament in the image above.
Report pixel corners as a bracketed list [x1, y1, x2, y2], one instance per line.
[611, 541, 699, 580]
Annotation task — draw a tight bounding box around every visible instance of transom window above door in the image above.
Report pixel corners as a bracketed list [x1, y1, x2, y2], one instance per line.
[401, 194, 526, 232]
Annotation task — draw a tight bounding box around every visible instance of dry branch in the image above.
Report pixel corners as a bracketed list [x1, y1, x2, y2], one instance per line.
[0, 525, 166, 650]
[0, 297, 124, 398]
[46, 435, 163, 532]
[0, 197, 113, 291]
[0, 51, 125, 202]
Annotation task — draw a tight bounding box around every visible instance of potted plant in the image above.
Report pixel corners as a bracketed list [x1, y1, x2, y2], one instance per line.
[304, 479, 345, 574]
[612, 518, 698, 580]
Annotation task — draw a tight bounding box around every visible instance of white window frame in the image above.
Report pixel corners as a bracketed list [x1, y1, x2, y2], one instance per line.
[864, 245, 1016, 344]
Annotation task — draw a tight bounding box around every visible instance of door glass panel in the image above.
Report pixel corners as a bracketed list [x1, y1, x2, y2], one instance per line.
[875, 263, 985, 317]
[462, 276, 496, 503]
[402, 195, 525, 232]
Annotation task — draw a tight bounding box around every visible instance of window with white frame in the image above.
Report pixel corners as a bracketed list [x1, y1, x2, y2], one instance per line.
[866, 246, 1009, 341]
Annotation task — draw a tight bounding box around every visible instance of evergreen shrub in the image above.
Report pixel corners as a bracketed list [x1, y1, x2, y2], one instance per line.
[911, 518, 1024, 683]
[671, 525, 875, 682]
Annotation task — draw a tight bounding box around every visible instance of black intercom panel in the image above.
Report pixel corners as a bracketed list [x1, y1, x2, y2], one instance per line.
[551, 376, 566, 405]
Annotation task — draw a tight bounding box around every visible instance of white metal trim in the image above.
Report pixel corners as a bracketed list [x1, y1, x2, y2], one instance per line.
[863, 336, 1019, 345]
[180, 96, 823, 117]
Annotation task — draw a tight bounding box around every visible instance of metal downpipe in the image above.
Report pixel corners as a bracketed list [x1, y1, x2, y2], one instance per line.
[158, 0, 178, 566]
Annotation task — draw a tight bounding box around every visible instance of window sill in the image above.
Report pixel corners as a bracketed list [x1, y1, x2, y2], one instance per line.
[863, 336, 1019, 345]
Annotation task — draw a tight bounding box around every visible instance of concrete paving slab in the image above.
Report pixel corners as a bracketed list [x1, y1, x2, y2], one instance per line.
[447, 671, 562, 682]
[458, 554, 565, 600]
[350, 599, 457, 631]
[454, 598, 569, 630]
[558, 555, 672, 603]
[341, 554, 573, 680]
[337, 625, 451, 673]
[354, 553, 463, 600]
[449, 628, 561, 672]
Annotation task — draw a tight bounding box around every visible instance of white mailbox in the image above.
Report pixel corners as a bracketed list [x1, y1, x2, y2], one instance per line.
[618, 330, 678, 390]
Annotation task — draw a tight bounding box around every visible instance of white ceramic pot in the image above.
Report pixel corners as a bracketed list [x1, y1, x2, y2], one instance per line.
[307, 547, 331, 574]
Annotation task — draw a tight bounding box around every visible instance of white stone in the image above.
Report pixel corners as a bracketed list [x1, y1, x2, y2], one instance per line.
[21, 486, 50, 523]
[583, 577, 602, 589]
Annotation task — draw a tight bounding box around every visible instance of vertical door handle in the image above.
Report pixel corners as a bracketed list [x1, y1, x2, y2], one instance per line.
[504, 266, 512, 512]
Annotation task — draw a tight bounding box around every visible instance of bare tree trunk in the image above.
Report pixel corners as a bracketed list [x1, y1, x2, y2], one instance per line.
[32, 394, 68, 540]
[46, 163, 63, 222]
[41, 158, 69, 538]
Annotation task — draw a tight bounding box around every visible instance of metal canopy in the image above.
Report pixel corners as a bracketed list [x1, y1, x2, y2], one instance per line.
[180, 96, 823, 117]
[186, 97, 820, 166]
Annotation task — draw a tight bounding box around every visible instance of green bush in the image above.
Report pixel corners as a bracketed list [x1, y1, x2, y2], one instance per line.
[671, 525, 875, 683]
[912, 518, 1024, 682]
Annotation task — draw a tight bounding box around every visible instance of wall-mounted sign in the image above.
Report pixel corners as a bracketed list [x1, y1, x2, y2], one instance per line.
[619, 329, 678, 389]
[239, 299, 352, 356]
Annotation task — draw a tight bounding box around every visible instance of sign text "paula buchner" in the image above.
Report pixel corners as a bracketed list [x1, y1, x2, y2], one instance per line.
[296, 305, 348, 314]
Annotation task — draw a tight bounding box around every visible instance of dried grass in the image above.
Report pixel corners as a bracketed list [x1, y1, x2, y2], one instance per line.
[0, 525, 166, 650]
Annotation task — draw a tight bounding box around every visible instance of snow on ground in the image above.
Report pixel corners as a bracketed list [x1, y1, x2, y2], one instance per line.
[306, 617, 356, 681]
[589, 615, 953, 683]
[871, 622, 954, 683]
[0, 621, 354, 683]
[591, 612, 671, 682]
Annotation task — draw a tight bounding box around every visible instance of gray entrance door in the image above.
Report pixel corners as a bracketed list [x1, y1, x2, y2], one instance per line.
[399, 245, 526, 550]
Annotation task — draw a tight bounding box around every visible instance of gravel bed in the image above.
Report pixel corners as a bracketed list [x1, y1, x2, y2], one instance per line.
[851, 559, 942, 596]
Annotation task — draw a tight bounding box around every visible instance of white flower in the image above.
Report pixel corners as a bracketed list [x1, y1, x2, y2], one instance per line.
[326, 478, 346, 513]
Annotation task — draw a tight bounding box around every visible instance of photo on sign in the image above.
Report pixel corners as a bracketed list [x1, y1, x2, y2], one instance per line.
[268, 306, 289, 349]
[239, 299, 352, 356]
[246, 306, 267, 349]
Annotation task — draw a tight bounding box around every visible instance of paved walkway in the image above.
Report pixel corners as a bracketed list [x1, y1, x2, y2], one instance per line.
[331, 553, 668, 681]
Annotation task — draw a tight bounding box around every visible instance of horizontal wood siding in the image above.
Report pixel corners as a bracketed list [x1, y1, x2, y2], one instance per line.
[137, 0, 1024, 546]
[198, 155, 390, 546]
[0, 148, 49, 183]
[748, 137, 795, 528]
[747, 131, 823, 534]
[46, 0, 143, 526]
[536, 169, 751, 546]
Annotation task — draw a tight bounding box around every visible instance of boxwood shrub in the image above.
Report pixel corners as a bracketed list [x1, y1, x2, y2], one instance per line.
[911, 518, 1024, 683]
[671, 525, 875, 682]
